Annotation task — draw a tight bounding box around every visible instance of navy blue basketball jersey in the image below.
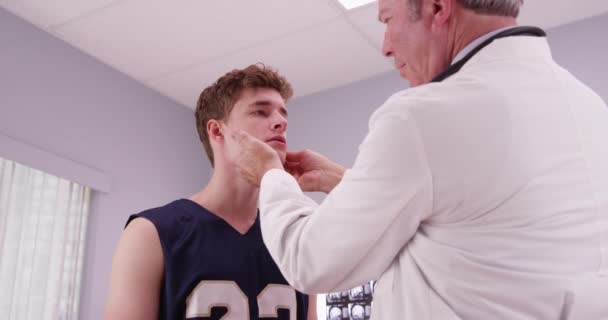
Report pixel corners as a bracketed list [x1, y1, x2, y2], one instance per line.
[126, 199, 309, 320]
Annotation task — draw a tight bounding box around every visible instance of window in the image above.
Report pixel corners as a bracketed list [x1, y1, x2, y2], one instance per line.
[0, 157, 91, 319]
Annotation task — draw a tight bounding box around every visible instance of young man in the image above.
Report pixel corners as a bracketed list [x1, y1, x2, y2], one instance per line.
[104, 64, 316, 320]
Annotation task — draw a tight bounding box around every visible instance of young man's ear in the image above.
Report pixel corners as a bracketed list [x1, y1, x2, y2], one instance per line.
[207, 119, 224, 142]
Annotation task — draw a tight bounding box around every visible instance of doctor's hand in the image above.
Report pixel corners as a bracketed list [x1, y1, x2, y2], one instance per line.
[284, 149, 346, 193]
[226, 129, 283, 187]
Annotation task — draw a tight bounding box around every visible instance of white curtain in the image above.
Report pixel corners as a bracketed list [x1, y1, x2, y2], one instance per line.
[0, 157, 91, 320]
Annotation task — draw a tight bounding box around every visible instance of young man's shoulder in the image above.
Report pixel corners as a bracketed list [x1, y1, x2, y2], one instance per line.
[125, 199, 200, 228]
[125, 199, 220, 251]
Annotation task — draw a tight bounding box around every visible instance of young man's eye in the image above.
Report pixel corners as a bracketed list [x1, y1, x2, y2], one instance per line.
[253, 110, 267, 116]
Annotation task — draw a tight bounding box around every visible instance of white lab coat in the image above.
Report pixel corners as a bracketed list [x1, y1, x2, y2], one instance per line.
[259, 36, 608, 319]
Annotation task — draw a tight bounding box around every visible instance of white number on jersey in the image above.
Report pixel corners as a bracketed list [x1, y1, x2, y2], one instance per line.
[186, 281, 297, 319]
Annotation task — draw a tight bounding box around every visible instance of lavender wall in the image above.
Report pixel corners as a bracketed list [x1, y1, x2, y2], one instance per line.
[1, 5, 607, 319]
[0, 9, 210, 319]
[548, 13, 608, 100]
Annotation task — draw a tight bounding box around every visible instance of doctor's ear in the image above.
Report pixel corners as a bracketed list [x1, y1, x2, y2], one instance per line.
[430, 0, 453, 30]
[207, 119, 224, 142]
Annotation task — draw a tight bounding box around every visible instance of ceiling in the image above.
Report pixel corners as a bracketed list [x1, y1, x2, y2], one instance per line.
[2, 0, 608, 109]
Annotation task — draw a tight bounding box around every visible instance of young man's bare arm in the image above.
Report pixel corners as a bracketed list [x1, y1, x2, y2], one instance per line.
[307, 295, 318, 320]
[104, 218, 164, 320]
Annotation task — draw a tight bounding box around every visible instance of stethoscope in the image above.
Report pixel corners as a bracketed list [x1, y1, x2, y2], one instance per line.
[431, 26, 547, 83]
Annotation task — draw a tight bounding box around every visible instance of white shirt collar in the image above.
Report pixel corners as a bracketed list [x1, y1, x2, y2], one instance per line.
[451, 26, 517, 65]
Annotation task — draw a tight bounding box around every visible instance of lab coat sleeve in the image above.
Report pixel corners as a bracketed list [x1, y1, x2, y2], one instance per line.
[259, 102, 434, 293]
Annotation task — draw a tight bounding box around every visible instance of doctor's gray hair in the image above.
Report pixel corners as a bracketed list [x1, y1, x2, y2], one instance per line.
[407, 0, 523, 20]
[458, 0, 523, 18]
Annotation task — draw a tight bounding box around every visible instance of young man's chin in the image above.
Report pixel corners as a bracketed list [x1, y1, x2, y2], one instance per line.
[267, 140, 286, 149]
[273, 149, 287, 165]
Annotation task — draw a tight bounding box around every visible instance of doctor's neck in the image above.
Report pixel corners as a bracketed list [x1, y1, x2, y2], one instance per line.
[448, 9, 517, 63]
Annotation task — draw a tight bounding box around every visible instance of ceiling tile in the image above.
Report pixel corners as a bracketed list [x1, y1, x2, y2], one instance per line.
[0, 0, 121, 29]
[147, 18, 393, 109]
[52, 0, 342, 81]
[347, 1, 383, 50]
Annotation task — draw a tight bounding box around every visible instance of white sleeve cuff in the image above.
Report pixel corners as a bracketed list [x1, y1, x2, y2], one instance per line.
[260, 169, 302, 202]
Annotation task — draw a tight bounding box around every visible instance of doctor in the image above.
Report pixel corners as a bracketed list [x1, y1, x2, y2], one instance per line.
[226, 0, 608, 318]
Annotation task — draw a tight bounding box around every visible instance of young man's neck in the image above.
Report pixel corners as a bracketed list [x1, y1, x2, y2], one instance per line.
[189, 166, 259, 234]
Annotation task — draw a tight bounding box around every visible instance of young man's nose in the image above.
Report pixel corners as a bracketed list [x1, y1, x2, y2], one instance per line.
[272, 120, 286, 131]
[271, 114, 287, 131]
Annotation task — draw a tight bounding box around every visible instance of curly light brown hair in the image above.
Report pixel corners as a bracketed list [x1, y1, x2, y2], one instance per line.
[195, 63, 293, 167]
